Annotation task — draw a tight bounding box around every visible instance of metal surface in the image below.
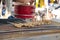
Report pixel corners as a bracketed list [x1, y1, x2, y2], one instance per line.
[0, 24, 60, 33]
[0, 20, 60, 40]
[0, 19, 59, 34]
[6, 33, 60, 40]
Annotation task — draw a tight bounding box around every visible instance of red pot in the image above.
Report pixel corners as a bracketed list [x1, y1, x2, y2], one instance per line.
[14, 5, 34, 19]
[15, 15, 34, 19]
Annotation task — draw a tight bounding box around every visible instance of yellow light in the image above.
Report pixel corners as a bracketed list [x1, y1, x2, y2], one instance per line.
[40, 0, 44, 8]
[36, 0, 39, 8]
[36, 0, 45, 8]
[50, 0, 54, 3]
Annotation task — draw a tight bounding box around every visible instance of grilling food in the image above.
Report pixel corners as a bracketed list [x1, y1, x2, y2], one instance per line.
[10, 20, 51, 28]
[11, 21, 41, 28]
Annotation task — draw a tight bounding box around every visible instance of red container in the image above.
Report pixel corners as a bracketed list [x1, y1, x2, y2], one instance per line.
[14, 5, 34, 19]
[15, 15, 34, 19]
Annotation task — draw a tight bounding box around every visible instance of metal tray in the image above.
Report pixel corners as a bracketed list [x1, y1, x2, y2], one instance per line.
[0, 19, 60, 33]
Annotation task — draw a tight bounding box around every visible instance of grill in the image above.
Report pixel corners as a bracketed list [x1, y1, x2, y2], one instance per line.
[0, 18, 60, 33]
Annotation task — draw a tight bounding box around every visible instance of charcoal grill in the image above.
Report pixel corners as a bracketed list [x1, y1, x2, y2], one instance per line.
[0, 20, 60, 33]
